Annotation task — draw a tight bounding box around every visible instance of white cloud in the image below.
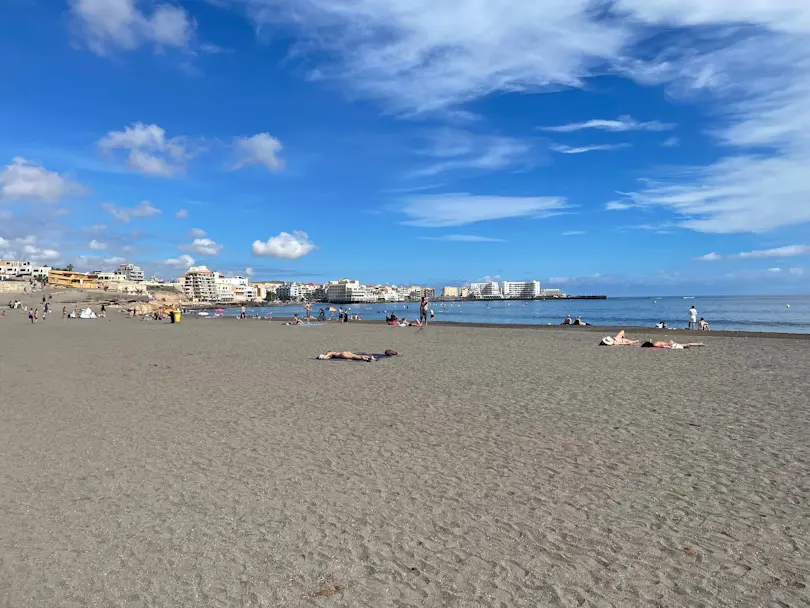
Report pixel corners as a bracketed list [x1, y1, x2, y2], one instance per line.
[233, 133, 285, 172]
[102, 201, 161, 222]
[244, 267, 255, 277]
[99, 123, 193, 176]
[0, 157, 84, 203]
[103, 256, 126, 265]
[732, 245, 810, 259]
[412, 130, 533, 177]
[238, 0, 630, 114]
[768, 267, 782, 273]
[189, 228, 206, 238]
[540, 116, 674, 133]
[176, 209, 189, 219]
[88, 239, 107, 250]
[0, 236, 60, 263]
[695, 245, 810, 261]
[662, 136, 680, 147]
[418, 234, 505, 242]
[550, 143, 630, 154]
[21, 242, 61, 262]
[605, 201, 635, 211]
[69, 0, 195, 55]
[400, 193, 568, 228]
[85, 224, 107, 232]
[562, 230, 586, 236]
[694, 252, 722, 262]
[179, 238, 223, 256]
[789, 267, 805, 276]
[252, 231, 316, 259]
[163, 254, 195, 268]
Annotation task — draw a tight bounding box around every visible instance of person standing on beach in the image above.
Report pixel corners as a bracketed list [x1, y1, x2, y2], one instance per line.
[688, 305, 698, 330]
[240, 305, 246, 320]
[420, 295, 429, 325]
[304, 302, 312, 322]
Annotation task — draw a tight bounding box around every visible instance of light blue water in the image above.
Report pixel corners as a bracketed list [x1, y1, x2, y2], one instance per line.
[208, 295, 810, 333]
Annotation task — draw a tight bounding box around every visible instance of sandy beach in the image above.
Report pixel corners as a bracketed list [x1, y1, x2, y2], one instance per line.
[1, 297, 808, 607]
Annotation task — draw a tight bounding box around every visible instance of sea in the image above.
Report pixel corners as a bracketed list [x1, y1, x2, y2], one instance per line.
[206, 295, 810, 334]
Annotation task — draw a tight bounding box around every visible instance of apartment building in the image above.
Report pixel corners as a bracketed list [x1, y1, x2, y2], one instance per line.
[422, 287, 436, 299]
[469, 281, 501, 299]
[277, 282, 300, 301]
[460, 286, 470, 298]
[48, 270, 99, 289]
[502, 280, 541, 299]
[115, 263, 144, 282]
[183, 266, 217, 301]
[325, 278, 372, 303]
[441, 286, 459, 298]
[0, 260, 32, 279]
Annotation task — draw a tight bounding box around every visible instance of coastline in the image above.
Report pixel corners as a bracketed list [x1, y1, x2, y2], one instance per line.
[188, 314, 810, 340]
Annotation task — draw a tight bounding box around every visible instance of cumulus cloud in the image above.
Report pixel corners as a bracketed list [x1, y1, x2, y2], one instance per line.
[694, 252, 722, 262]
[88, 239, 107, 250]
[102, 201, 161, 222]
[550, 143, 630, 154]
[189, 228, 206, 238]
[179, 238, 223, 256]
[400, 193, 568, 228]
[0, 157, 85, 203]
[252, 231, 316, 259]
[540, 116, 674, 133]
[176, 209, 188, 219]
[233, 133, 285, 172]
[69, 0, 195, 55]
[163, 254, 196, 268]
[99, 123, 194, 176]
[244, 267, 255, 277]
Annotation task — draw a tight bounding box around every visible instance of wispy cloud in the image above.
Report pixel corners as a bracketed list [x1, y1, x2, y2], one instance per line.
[411, 130, 533, 177]
[400, 193, 568, 228]
[695, 245, 810, 261]
[551, 143, 630, 154]
[562, 230, 586, 236]
[102, 201, 161, 223]
[540, 116, 674, 133]
[662, 136, 680, 147]
[418, 234, 505, 242]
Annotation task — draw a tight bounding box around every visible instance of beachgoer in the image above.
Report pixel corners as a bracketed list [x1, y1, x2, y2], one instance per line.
[698, 318, 710, 331]
[318, 308, 325, 321]
[240, 305, 246, 320]
[642, 340, 705, 349]
[304, 302, 312, 321]
[563, 315, 573, 325]
[62, 306, 67, 319]
[34, 309, 39, 323]
[29, 310, 34, 324]
[688, 305, 698, 330]
[574, 316, 588, 326]
[100, 304, 106, 317]
[430, 309, 435, 321]
[600, 330, 641, 346]
[318, 351, 376, 361]
[420, 296, 429, 325]
[656, 321, 668, 329]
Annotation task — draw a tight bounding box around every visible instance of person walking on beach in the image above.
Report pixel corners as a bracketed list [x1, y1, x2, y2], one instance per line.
[688, 305, 698, 330]
[304, 302, 312, 322]
[420, 295, 429, 325]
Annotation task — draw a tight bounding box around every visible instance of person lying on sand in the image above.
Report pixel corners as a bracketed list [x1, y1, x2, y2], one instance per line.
[318, 349, 398, 362]
[642, 340, 705, 349]
[600, 330, 640, 346]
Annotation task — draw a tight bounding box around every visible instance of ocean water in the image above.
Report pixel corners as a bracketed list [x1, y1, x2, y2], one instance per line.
[210, 295, 810, 334]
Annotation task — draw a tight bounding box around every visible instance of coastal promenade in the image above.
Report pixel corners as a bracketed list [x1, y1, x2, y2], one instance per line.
[1, 301, 808, 606]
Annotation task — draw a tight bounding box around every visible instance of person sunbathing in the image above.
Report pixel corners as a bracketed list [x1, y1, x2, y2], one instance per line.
[318, 349, 398, 361]
[642, 340, 705, 349]
[599, 330, 640, 346]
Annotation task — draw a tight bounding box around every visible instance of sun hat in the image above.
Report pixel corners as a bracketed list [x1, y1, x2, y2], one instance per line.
[600, 336, 615, 346]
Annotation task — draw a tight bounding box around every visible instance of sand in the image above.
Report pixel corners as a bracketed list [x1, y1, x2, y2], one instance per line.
[1, 298, 808, 607]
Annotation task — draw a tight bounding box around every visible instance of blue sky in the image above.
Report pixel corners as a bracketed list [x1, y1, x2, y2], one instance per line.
[1, 0, 809, 295]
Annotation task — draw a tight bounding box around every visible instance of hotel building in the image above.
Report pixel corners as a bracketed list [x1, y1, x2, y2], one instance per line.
[502, 280, 541, 299]
[183, 266, 217, 301]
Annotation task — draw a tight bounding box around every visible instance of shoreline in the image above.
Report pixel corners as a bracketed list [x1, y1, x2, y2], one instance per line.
[183, 314, 810, 340]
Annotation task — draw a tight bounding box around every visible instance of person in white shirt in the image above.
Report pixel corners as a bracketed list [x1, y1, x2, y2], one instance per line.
[688, 305, 698, 330]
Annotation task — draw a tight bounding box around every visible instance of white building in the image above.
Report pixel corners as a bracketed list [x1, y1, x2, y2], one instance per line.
[298, 283, 317, 301]
[32, 266, 52, 280]
[539, 288, 565, 298]
[277, 282, 300, 301]
[469, 282, 501, 299]
[183, 266, 217, 301]
[0, 260, 32, 279]
[214, 274, 236, 303]
[116, 263, 144, 282]
[502, 280, 541, 299]
[325, 278, 372, 303]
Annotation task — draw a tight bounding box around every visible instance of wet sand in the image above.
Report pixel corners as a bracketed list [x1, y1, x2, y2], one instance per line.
[1, 306, 808, 607]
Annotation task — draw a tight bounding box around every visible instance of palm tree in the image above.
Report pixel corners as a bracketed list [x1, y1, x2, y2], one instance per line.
[65, 263, 74, 272]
